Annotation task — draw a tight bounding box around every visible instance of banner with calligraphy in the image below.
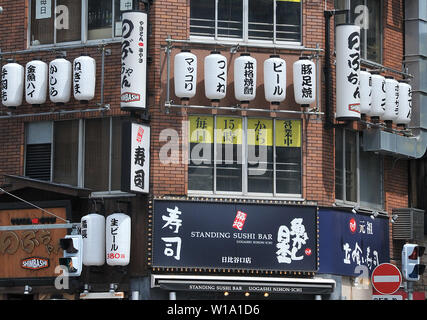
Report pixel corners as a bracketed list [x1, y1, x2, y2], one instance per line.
[0, 204, 68, 279]
[152, 199, 317, 272]
[247, 118, 273, 146]
[275, 119, 301, 148]
[216, 116, 243, 145]
[189, 115, 214, 144]
[121, 121, 150, 194]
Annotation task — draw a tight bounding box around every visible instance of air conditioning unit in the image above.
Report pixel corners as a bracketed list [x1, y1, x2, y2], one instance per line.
[392, 208, 425, 241]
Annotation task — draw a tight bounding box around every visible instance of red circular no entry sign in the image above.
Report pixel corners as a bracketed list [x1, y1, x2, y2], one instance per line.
[371, 263, 402, 295]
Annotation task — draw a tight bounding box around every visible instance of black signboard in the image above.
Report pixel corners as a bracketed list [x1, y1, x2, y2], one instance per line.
[152, 200, 318, 272]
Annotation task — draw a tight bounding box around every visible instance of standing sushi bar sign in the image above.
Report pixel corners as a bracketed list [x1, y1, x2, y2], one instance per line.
[152, 200, 317, 272]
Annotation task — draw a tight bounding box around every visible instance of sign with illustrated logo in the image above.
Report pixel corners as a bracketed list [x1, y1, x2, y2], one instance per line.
[152, 200, 317, 272]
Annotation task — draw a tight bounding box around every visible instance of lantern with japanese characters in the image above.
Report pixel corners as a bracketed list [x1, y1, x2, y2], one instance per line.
[49, 56, 72, 104]
[234, 53, 257, 102]
[81, 213, 105, 266]
[367, 72, 386, 120]
[264, 55, 286, 104]
[174, 49, 197, 100]
[204, 51, 227, 101]
[293, 57, 316, 107]
[73, 55, 96, 102]
[1, 60, 24, 108]
[396, 80, 412, 126]
[121, 11, 148, 111]
[336, 24, 361, 120]
[381, 76, 399, 123]
[106, 213, 131, 266]
[359, 69, 372, 115]
[25, 59, 48, 105]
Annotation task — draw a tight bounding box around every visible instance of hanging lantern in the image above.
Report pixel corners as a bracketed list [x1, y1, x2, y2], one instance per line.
[335, 24, 361, 120]
[264, 55, 286, 104]
[1, 60, 24, 108]
[381, 76, 399, 124]
[204, 51, 227, 101]
[120, 11, 148, 111]
[49, 56, 72, 104]
[396, 80, 412, 126]
[293, 57, 316, 107]
[106, 213, 131, 266]
[234, 53, 257, 102]
[368, 72, 386, 120]
[25, 59, 48, 106]
[174, 49, 197, 100]
[73, 55, 96, 103]
[359, 69, 372, 115]
[81, 213, 105, 266]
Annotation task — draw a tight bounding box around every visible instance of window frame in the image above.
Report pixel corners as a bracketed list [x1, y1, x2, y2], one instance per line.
[189, 0, 303, 46]
[27, 0, 124, 48]
[334, 128, 384, 211]
[188, 115, 303, 199]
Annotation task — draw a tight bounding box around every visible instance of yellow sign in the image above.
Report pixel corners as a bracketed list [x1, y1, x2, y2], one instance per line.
[247, 118, 273, 146]
[216, 116, 243, 145]
[275, 120, 301, 147]
[189, 115, 214, 143]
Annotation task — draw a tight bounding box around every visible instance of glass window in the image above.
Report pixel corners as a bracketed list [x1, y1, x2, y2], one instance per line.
[25, 121, 53, 181]
[188, 116, 302, 196]
[190, 0, 301, 43]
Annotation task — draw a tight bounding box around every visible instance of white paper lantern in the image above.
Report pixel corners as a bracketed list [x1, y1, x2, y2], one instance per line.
[81, 213, 105, 266]
[106, 213, 131, 266]
[73, 55, 96, 102]
[368, 72, 386, 119]
[336, 24, 361, 120]
[359, 69, 372, 115]
[204, 51, 227, 101]
[49, 56, 72, 104]
[381, 76, 399, 123]
[120, 11, 148, 110]
[396, 80, 412, 126]
[174, 49, 197, 99]
[234, 53, 257, 102]
[1, 60, 24, 108]
[293, 57, 316, 106]
[264, 55, 286, 104]
[25, 59, 48, 105]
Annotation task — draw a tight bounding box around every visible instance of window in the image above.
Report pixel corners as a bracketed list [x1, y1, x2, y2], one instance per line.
[25, 117, 123, 192]
[29, 0, 130, 46]
[190, 0, 302, 43]
[188, 115, 302, 197]
[335, 128, 383, 210]
[335, 0, 382, 63]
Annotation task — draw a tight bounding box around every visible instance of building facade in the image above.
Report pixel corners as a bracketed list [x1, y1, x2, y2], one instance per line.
[0, 0, 425, 300]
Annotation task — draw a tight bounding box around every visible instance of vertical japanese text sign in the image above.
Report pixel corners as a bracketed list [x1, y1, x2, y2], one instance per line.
[121, 11, 148, 111]
[121, 121, 150, 194]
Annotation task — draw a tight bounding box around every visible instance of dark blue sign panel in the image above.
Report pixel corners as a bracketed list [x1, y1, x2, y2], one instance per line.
[152, 200, 317, 272]
[318, 209, 390, 277]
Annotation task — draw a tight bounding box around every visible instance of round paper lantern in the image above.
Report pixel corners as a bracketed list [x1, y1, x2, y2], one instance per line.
[368, 72, 386, 120]
[335, 24, 361, 120]
[264, 55, 286, 104]
[25, 59, 48, 105]
[234, 53, 257, 102]
[1, 60, 24, 108]
[204, 51, 227, 101]
[396, 80, 412, 126]
[359, 69, 372, 115]
[174, 49, 197, 100]
[49, 56, 72, 104]
[381, 76, 399, 123]
[73, 55, 96, 102]
[293, 57, 316, 106]
[106, 213, 131, 266]
[81, 213, 105, 266]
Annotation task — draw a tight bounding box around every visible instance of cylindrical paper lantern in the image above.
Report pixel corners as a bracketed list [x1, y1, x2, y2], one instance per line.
[174, 49, 197, 100]
[396, 80, 412, 126]
[25, 59, 48, 105]
[359, 69, 372, 115]
[234, 53, 257, 102]
[1, 60, 24, 108]
[106, 213, 131, 266]
[49, 56, 72, 104]
[381, 76, 399, 123]
[81, 213, 106, 266]
[73, 55, 96, 102]
[368, 72, 386, 120]
[264, 55, 286, 104]
[293, 57, 316, 106]
[204, 51, 227, 101]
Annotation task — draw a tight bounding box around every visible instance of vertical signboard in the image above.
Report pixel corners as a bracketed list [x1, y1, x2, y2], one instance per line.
[121, 121, 150, 194]
[121, 11, 147, 111]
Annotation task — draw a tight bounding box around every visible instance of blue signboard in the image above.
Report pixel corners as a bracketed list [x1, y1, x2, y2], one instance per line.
[318, 208, 390, 277]
[152, 200, 318, 272]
